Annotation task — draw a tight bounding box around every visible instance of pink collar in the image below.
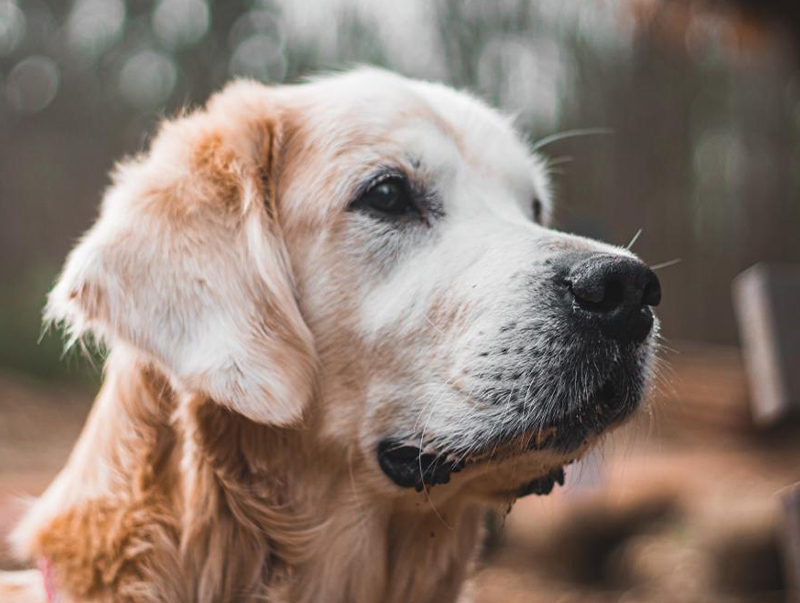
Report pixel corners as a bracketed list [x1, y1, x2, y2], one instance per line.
[38, 557, 60, 603]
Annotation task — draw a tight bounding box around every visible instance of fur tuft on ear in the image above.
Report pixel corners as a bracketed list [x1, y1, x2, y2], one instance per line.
[46, 81, 316, 425]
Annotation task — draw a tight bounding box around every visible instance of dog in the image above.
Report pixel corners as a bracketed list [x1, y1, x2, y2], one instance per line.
[0, 68, 660, 603]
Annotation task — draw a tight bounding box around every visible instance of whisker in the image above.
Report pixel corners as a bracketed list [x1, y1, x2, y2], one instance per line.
[650, 258, 682, 271]
[531, 127, 614, 152]
[655, 343, 681, 356]
[626, 228, 642, 250]
[414, 375, 458, 530]
[547, 155, 574, 167]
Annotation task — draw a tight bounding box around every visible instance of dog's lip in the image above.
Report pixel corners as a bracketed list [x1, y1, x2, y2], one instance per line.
[377, 437, 576, 494]
[514, 467, 566, 498]
[378, 439, 574, 499]
[377, 440, 465, 491]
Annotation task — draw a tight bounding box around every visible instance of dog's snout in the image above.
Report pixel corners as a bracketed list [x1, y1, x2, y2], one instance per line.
[564, 254, 660, 343]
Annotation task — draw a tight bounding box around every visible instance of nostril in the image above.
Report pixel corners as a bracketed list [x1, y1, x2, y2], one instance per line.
[569, 276, 625, 312]
[601, 277, 624, 310]
[643, 272, 661, 307]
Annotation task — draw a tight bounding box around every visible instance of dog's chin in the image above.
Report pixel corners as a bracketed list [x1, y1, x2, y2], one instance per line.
[377, 438, 579, 499]
[525, 373, 639, 453]
[377, 373, 643, 497]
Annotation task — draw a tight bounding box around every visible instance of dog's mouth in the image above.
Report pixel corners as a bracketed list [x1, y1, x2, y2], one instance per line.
[378, 374, 637, 494]
[377, 438, 571, 497]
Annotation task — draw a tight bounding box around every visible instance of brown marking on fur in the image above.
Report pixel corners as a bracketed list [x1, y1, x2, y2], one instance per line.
[259, 117, 283, 224]
[425, 292, 474, 336]
[191, 132, 243, 210]
[37, 495, 182, 603]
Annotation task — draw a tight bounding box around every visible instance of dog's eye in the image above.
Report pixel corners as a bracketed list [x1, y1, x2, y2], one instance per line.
[352, 177, 420, 220]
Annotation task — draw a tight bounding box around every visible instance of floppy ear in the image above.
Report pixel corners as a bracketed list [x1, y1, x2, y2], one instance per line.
[46, 82, 315, 425]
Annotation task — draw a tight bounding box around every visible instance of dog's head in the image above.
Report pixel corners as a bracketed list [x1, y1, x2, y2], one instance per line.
[48, 69, 659, 503]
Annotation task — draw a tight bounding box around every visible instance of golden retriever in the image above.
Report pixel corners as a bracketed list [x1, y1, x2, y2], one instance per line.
[0, 69, 660, 603]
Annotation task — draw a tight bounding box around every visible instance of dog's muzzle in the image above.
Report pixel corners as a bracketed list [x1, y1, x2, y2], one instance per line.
[377, 252, 661, 493]
[536, 251, 661, 447]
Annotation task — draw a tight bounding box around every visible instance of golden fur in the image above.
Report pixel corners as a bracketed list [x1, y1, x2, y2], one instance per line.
[1, 74, 485, 603]
[1, 69, 654, 602]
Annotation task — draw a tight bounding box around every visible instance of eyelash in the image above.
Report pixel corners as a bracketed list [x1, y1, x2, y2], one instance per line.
[349, 169, 435, 224]
[351, 169, 406, 206]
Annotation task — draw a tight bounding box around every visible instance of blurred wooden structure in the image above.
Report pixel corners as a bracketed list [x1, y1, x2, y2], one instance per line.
[733, 264, 800, 426]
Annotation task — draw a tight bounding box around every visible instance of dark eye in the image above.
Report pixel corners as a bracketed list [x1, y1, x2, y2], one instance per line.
[352, 176, 420, 220]
[533, 198, 543, 224]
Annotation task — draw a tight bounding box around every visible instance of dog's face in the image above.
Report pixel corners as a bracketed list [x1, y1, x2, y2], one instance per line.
[276, 71, 660, 500]
[48, 69, 659, 505]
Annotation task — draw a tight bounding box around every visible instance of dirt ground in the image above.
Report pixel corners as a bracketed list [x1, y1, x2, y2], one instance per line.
[1, 344, 798, 602]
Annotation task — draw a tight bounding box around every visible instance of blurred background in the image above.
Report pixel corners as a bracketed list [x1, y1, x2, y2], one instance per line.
[1, 0, 799, 601]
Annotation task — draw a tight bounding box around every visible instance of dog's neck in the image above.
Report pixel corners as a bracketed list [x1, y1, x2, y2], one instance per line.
[14, 350, 484, 603]
[179, 367, 485, 603]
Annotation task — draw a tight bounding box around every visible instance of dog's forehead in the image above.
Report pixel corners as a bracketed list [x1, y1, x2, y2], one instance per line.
[282, 70, 546, 212]
[405, 78, 534, 174]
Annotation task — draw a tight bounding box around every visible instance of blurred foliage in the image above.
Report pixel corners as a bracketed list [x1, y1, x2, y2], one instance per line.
[0, 265, 103, 384]
[0, 0, 799, 382]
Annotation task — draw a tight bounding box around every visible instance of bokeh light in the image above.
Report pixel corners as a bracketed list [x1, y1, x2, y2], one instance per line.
[229, 34, 285, 82]
[65, 0, 126, 65]
[477, 36, 569, 127]
[118, 49, 177, 109]
[5, 54, 59, 114]
[152, 0, 209, 49]
[0, 0, 26, 57]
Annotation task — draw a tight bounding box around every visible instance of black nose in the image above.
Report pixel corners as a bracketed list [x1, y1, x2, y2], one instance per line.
[565, 254, 661, 342]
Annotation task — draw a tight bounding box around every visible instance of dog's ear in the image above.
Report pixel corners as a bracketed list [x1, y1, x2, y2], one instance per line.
[46, 82, 315, 425]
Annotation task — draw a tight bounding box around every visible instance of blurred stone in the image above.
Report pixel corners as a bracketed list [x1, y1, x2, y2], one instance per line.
[733, 263, 800, 426]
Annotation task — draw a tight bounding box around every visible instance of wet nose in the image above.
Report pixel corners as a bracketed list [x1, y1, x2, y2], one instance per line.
[565, 254, 661, 342]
